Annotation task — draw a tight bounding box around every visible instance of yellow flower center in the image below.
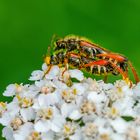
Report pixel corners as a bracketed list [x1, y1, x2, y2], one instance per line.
[10, 117, 23, 130]
[0, 102, 7, 117]
[15, 83, 22, 93]
[38, 108, 53, 120]
[64, 125, 71, 133]
[81, 100, 96, 114]
[27, 131, 41, 140]
[111, 107, 117, 115]
[73, 88, 77, 95]
[0, 102, 6, 108]
[84, 123, 98, 137]
[63, 123, 75, 136]
[17, 96, 33, 108]
[100, 133, 110, 140]
[47, 108, 53, 118]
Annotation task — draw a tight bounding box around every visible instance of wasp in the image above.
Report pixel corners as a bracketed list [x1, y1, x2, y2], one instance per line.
[45, 35, 139, 85]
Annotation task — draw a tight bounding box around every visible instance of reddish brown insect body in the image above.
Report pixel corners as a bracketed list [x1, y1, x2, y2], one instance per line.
[45, 35, 139, 85]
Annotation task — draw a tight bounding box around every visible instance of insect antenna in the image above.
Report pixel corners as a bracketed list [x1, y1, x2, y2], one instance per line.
[51, 34, 61, 51]
[44, 34, 59, 64]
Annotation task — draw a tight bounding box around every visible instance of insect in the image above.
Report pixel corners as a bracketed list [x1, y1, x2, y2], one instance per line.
[44, 35, 139, 85]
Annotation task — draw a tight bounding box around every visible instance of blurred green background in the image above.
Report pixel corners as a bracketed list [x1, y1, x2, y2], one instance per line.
[0, 0, 140, 139]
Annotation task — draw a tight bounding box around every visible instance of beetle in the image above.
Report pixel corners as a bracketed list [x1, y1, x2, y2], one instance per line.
[44, 35, 139, 85]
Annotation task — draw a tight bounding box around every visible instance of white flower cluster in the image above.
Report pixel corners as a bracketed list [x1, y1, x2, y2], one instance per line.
[1, 63, 140, 140]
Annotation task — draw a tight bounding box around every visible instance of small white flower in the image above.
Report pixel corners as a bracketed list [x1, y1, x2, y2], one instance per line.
[37, 92, 60, 107]
[27, 131, 41, 140]
[105, 106, 120, 118]
[35, 115, 64, 133]
[61, 88, 79, 103]
[112, 96, 135, 116]
[3, 84, 22, 97]
[0, 107, 20, 126]
[62, 122, 77, 137]
[71, 83, 87, 96]
[35, 80, 56, 94]
[16, 96, 33, 108]
[29, 70, 44, 81]
[35, 106, 65, 133]
[13, 122, 34, 140]
[82, 122, 98, 138]
[80, 100, 96, 115]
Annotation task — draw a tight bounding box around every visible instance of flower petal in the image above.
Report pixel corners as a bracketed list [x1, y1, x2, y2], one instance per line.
[69, 69, 84, 81]
[20, 107, 36, 122]
[3, 84, 16, 97]
[29, 70, 44, 81]
[69, 110, 82, 120]
[2, 127, 14, 140]
[34, 120, 50, 132]
[45, 66, 60, 79]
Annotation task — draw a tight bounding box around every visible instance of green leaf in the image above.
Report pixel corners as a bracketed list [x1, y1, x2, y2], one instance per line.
[121, 116, 134, 121]
[66, 117, 72, 122]
[133, 100, 139, 107]
[66, 117, 85, 127]
[74, 118, 85, 127]
[71, 78, 80, 83]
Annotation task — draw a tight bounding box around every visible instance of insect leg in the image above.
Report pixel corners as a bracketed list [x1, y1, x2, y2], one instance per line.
[128, 61, 139, 84]
[44, 54, 52, 75]
[82, 59, 131, 85]
[109, 61, 132, 87]
[81, 60, 110, 83]
[82, 60, 109, 68]
[44, 64, 53, 75]
[62, 58, 69, 76]
[96, 53, 127, 62]
[81, 59, 109, 75]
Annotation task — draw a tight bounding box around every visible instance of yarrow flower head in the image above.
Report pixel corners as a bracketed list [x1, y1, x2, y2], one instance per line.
[1, 63, 140, 140]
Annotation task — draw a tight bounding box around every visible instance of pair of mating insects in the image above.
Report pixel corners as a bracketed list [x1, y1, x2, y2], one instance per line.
[44, 35, 139, 85]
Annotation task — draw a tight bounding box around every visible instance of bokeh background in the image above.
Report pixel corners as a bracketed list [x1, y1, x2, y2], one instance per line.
[0, 0, 140, 139]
